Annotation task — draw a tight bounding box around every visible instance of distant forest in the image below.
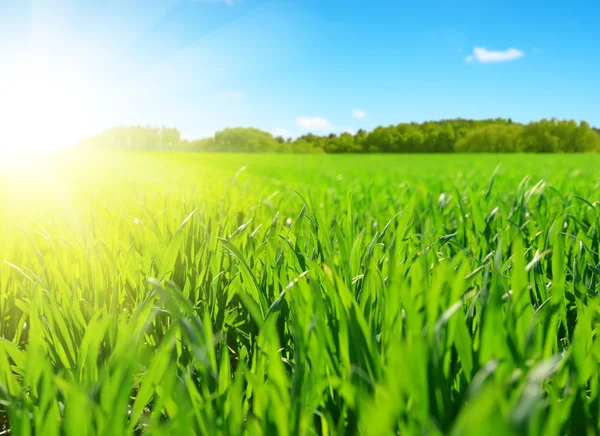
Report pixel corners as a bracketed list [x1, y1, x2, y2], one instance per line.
[77, 118, 600, 153]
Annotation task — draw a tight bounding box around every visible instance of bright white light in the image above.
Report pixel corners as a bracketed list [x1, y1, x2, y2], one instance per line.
[0, 59, 94, 152]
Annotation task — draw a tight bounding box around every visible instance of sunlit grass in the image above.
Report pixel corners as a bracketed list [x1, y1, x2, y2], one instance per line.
[1, 152, 600, 434]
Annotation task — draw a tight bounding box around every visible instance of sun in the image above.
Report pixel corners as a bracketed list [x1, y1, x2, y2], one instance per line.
[0, 61, 93, 153]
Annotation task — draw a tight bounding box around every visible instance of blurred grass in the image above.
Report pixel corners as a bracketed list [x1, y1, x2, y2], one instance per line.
[1, 151, 600, 435]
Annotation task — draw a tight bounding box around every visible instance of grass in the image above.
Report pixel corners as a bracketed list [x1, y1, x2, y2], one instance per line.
[1, 152, 600, 435]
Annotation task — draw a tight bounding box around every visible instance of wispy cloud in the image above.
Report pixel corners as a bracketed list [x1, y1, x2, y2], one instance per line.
[296, 116, 333, 132]
[271, 127, 290, 137]
[352, 109, 367, 119]
[465, 47, 524, 64]
[216, 90, 243, 102]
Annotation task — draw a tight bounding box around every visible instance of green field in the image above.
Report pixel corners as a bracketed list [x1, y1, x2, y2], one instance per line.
[1, 153, 600, 435]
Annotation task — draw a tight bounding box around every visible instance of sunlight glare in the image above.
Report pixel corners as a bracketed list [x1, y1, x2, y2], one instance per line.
[0, 59, 94, 153]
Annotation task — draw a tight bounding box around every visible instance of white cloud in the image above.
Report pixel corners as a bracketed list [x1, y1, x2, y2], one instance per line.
[352, 109, 367, 119]
[271, 128, 290, 137]
[465, 47, 524, 64]
[216, 90, 243, 102]
[296, 116, 333, 132]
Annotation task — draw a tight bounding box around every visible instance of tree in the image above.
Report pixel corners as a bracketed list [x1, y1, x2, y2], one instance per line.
[76, 118, 600, 154]
[214, 128, 280, 152]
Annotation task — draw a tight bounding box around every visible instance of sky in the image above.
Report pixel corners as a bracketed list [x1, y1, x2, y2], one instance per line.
[0, 0, 599, 150]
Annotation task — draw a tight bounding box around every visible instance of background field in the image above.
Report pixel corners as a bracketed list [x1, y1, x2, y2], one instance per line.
[1, 153, 600, 435]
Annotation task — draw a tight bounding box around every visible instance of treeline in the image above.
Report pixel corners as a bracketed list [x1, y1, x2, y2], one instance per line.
[77, 126, 182, 151]
[77, 118, 600, 153]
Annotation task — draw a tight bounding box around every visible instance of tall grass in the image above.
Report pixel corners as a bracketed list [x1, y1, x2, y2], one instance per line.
[1, 152, 599, 434]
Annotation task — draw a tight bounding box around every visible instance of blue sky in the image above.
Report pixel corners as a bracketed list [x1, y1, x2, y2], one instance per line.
[0, 0, 599, 147]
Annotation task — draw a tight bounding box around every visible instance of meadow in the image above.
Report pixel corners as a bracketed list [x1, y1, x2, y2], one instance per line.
[1, 152, 600, 435]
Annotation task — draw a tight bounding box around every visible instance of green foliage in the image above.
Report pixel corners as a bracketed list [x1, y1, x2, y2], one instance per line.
[78, 126, 182, 151]
[518, 119, 600, 153]
[213, 128, 281, 152]
[1, 153, 600, 434]
[78, 118, 600, 154]
[456, 123, 524, 152]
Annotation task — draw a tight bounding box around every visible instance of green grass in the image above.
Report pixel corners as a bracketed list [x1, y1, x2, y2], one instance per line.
[1, 152, 600, 435]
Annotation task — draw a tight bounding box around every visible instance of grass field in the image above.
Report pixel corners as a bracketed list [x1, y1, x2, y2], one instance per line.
[1, 152, 600, 435]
